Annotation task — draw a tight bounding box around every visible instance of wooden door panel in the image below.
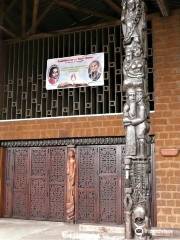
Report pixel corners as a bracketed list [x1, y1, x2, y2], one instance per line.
[99, 175, 117, 223]
[48, 147, 66, 221]
[29, 148, 48, 220]
[12, 148, 29, 218]
[99, 146, 121, 224]
[30, 178, 47, 219]
[4, 149, 14, 217]
[76, 146, 98, 223]
[76, 145, 124, 224]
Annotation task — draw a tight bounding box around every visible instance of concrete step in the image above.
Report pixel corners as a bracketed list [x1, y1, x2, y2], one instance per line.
[62, 231, 124, 240]
[79, 223, 124, 234]
[62, 224, 124, 240]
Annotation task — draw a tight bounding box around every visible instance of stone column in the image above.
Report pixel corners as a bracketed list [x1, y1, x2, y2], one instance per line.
[121, 0, 151, 239]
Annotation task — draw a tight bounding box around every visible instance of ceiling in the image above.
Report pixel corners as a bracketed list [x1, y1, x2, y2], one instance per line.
[0, 0, 180, 40]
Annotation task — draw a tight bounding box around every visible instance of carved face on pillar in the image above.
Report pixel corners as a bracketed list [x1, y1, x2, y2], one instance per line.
[136, 87, 144, 103]
[132, 205, 148, 239]
[133, 205, 146, 224]
[133, 43, 143, 58]
[127, 0, 136, 11]
[127, 88, 136, 103]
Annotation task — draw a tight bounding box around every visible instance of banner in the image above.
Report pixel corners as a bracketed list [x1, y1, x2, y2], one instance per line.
[46, 53, 104, 90]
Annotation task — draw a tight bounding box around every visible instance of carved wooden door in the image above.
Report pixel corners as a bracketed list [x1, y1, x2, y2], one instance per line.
[4, 146, 67, 221]
[4, 149, 14, 217]
[76, 145, 124, 224]
[48, 147, 66, 221]
[29, 148, 49, 220]
[4, 148, 29, 218]
[13, 148, 29, 218]
[75, 146, 99, 223]
[98, 145, 123, 224]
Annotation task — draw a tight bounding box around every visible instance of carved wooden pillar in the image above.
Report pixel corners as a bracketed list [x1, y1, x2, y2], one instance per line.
[0, 147, 5, 217]
[121, 0, 151, 239]
[66, 146, 76, 223]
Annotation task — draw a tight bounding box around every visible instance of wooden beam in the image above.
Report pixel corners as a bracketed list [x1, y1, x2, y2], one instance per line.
[0, 3, 17, 38]
[54, 0, 117, 21]
[1, 0, 17, 19]
[36, 2, 54, 26]
[22, 0, 27, 37]
[156, 0, 169, 17]
[103, 0, 121, 15]
[27, 2, 54, 35]
[0, 6, 17, 33]
[31, 0, 40, 34]
[0, 24, 16, 38]
[0, 0, 5, 24]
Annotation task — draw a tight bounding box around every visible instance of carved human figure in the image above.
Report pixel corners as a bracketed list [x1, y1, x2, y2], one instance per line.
[123, 46, 133, 87]
[132, 88, 149, 157]
[124, 42, 145, 88]
[123, 88, 137, 157]
[121, 0, 142, 45]
[66, 149, 76, 222]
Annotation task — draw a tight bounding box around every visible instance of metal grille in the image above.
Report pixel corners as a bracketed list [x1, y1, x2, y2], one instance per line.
[1, 21, 154, 120]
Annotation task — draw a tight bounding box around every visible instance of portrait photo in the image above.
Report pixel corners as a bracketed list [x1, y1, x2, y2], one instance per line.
[88, 60, 102, 81]
[48, 65, 60, 85]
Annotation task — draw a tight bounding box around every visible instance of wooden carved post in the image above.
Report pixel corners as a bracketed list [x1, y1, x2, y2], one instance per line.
[121, 0, 151, 239]
[66, 147, 76, 223]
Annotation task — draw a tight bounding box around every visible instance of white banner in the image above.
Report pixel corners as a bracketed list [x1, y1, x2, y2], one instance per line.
[46, 53, 104, 90]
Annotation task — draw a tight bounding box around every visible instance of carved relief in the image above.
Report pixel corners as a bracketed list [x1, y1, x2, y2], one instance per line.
[66, 149, 76, 222]
[13, 149, 28, 218]
[76, 147, 97, 222]
[123, 88, 137, 157]
[122, 0, 151, 239]
[49, 147, 66, 220]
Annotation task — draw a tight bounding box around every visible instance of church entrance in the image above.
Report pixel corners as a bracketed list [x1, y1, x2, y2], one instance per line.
[3, 138, 155, 225]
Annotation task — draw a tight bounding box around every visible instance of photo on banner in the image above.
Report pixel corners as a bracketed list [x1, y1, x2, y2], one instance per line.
[46, 53, 104, 90]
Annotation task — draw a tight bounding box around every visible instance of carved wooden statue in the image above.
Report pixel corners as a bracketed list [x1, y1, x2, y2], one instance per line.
[121, 0, 151, 239]
[66, 149, 76, 222]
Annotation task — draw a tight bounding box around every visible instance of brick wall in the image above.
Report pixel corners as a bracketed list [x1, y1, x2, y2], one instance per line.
[151, 9, 180, 228]
[0, 9, 180, 228]
[0, 115, 124, 139]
